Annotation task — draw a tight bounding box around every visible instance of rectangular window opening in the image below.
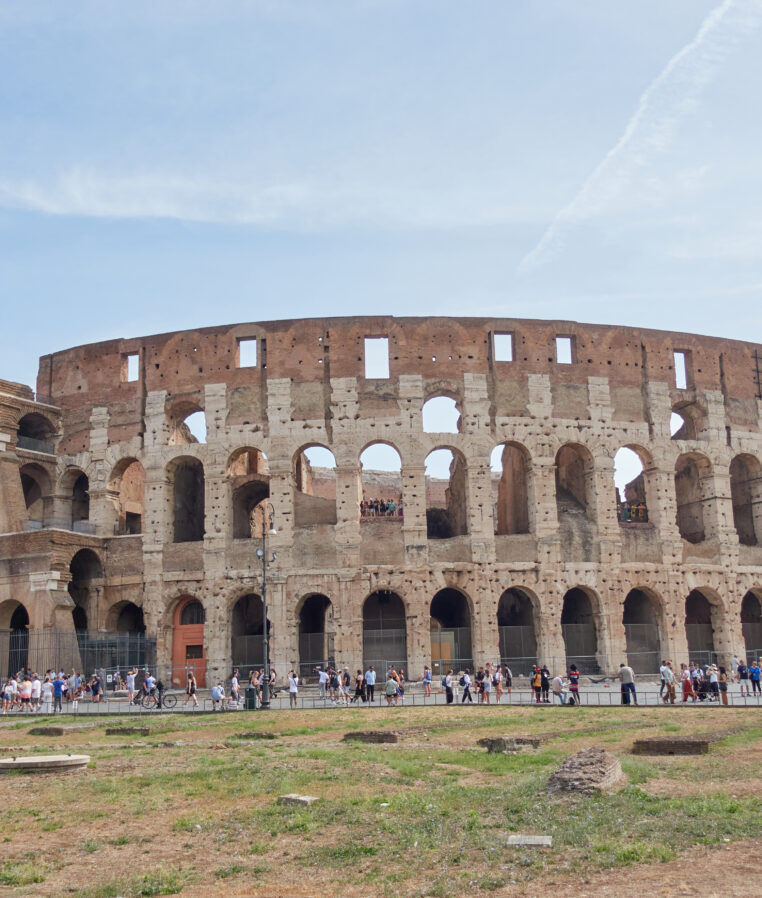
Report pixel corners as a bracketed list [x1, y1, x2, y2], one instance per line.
[674, 350, 690, 389]
[555, 336, 573, 364]
[122, 353, 139, 383]
[237, 338, 257, 368]
[364, 336, 389, 379]
[494, 333, 513, 362]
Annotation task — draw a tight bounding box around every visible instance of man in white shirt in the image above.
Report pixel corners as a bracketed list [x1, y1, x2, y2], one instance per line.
[551, 674, 568, 704]
[31, 674, 41, 711]
[317, 667, 329, 701]
[126, 669, 136, 705]
[230, 669, 240, 705]
[288, 670, 299, 709]
[364, 666, 376, 702]
[461, 669, 473, 703]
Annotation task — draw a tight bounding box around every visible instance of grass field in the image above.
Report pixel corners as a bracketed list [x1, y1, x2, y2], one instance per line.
[0, 706, 761, 897]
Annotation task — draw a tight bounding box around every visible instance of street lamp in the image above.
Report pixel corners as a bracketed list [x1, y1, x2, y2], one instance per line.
[255, 502, 277, 709]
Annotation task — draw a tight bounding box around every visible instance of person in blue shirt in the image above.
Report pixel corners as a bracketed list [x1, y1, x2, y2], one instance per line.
[749, 661, 761, 695]
[52, 675, 65, 713]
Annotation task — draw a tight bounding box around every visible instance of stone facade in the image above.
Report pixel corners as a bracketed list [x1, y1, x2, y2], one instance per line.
[2, 316, 762, 684]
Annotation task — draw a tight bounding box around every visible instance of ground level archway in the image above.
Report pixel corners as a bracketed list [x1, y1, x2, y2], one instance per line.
[684, 590, 720, 664]
[497, 587, 537, 676]
[362, 591, 407, 674]
[561, 587, 600, 673]
[623, 589, 662, 673]
[298, 594, 333, 677]
[430, 589, 472, 675]
[741, 591, 762, 661]
[171, 597, 206, 687]
[231, 593, 270, 675]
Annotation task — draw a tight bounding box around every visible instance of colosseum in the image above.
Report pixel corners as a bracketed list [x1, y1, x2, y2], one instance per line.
[2, 316, 762, 686]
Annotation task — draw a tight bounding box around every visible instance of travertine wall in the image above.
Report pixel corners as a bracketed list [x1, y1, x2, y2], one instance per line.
[2, 316, 762, 681]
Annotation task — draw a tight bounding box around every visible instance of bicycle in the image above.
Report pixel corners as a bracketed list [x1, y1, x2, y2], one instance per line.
[141, 691, 177, 710]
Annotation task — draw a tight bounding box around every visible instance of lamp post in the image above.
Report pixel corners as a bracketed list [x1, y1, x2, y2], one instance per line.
[256, 503, 277, 709]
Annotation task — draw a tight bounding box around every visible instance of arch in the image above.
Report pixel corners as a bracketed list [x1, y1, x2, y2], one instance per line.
[671, 400, 703, 441]
[167, 456, 205, 543]
[363, 590, 407, 673]
[729, 454, 762, 546]
[422, 395, 461, 434]
[231, 593, 270, 673]
[0, 601, 29, 675]
[614, 445, 651, 524]
[430, 588, 472, 674]
[68, 548, 103, 633]
[109, 458, 145, 535]
[561, 587, 600, 673]
[675, 452, 712, 544]
[227, 446, 268, 477]
[555, 443, 594, 519]
[293, 445, 337, 527]
[360, 443, 403, 518]
[168, 401, 206, 445]
[497, 587, 538, 675]
[491, 442, 531, 535]
[20, 463, 52, 528]
[298, 593, 334, 677]
[622, 588, 663, 673]
[105, 600, 146, 633]
[232, 480, 270, 539]
[684, 588, 723, 664]
[425, 447, 468, 539]
[172, 595, 206, 687]
[16, 413, 55, 453]
[741, 590, 762, 662]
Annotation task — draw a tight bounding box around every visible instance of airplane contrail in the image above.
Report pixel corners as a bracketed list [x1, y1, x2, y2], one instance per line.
[518, 0, 762, 275]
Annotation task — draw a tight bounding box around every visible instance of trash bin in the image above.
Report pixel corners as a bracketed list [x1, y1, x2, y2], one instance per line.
[245, 686, 258, 711]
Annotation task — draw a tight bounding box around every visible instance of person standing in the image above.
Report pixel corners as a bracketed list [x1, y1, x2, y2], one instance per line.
[482, 664, 492, 705]
[540, 665, 551, 703]
[616, 663, 637, 705]
[749, 660, 761, 696]
[288, 670, 299, 708]
[493, 665, 503, 703]
[680, 663, 695, 703]
[352, 669, 365, 703]
[422, 666, 432, 698]
[460, 669, 473, 703]
[230, 668, 240, 706]
[184, 671, 198, 708]
[659, 659, 668, 699]
[385, 672, 398, 706]
[316, 667, 329, 701]
[41, 676, 53, 714]
[719, 666, 729, 706]
[126, 668, 137, 705]
[531, 666, 543, 704]
[444, 669, 454, 704]
[31, 673, 41, 712]
[567, 664, 580, 705]
[364, 665, 376, 703]
[662, 662, 676, 704]
[52, 672, 65, 713]
[737, 659, 750, 697]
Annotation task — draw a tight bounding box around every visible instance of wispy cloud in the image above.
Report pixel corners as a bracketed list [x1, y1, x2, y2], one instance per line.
[518, 0, 762, 274]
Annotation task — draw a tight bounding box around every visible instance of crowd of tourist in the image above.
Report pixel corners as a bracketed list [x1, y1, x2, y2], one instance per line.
[1, 668, 106, 714]
[360, 498, 403, 517]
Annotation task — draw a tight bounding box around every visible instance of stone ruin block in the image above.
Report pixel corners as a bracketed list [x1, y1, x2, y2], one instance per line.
[547, 746, 626, 794]
[631, 737, 709, 756]
[343, 730, 398, 744]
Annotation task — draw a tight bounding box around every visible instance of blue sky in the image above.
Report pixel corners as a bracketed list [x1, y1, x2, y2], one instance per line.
[2, 0, 762, 394]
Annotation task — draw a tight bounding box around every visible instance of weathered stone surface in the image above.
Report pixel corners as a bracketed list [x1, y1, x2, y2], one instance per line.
[29, 725, 94, 736]
[235, 731, 278, 740]
[507, 835, 552, 847]
[343, 730, 398, 744]
[105, 727, 151, 736]
[278, 794, 319, 807]
[0, 754, 90, 773]
[632, 738, 710, 756]
[478, 736, 541, 753]
[547, 746, 626, 794]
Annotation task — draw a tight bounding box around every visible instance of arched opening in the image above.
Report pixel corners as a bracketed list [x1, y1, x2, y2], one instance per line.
[101, 601, 150, 671]
[298, 594, 334, 677]
[497, 588, 537, 675]
[556, 444, 594, 519]
[231, 593, 270, 674]
[169, 457, 205, 543]
[675, 453, 711, 544]
[172, 597, 206, 687]
[115, 602, 145, 634]
[491, 443, 530, 535]
[561, 587, 600, 673]
[425, 448, 468, 539]
[614, 447, 650, 524]
[670, 409, 695, 440]
[293, 446, 337, 527]
[685, 589, 721, 664]
[362, 591, 407, 673]
[0, 601, 29, 675]
[168, 403, 206, 445]
[360, 443, 403, 519]
[422, 396, 461, 434]
[227, 448, 270, 538]
[71, 472, 90, 531]
[430, 589, 472, 674]
[20, 463, 51, 529]
[741, 591, 762, 662]
[730, 455, 762, 547]
[623, 589, 662, 673]
[109, 459, 145, 535]
[16, 413, 55, 453]
[68, 549, 103, 636]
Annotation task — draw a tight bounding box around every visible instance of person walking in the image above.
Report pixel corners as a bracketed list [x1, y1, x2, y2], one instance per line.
[385, 671, 398, 706]
[680, 663, 695, 702]
[288, 670, 299, 709]
[352, 669, 365, 703]
[567, 664, 581, 705]
[493, 665, 503, 703]
[616, 663, 637, 705]
[316, 667, 329, 701]
[364, 666, 376, 703]
[184, 671, 199, 708]
[531, 666, 543, 704]
[444, 669, 454, 704]
[662, 662, 676, 704]
[230, 668, 241, 706]
[659, 659, 668, 700]
[719, 666, 729, 706]
[460, 669, 473, 703]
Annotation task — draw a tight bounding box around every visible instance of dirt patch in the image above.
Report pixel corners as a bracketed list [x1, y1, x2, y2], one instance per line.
[547, 746, 626, 793]
[642, 777, 762, 799]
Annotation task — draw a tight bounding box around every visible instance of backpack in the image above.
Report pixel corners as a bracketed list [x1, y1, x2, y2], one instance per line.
[491, 675, 498, 687]
[441, 676, 448, 688]
[459, 675, 467, 688]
